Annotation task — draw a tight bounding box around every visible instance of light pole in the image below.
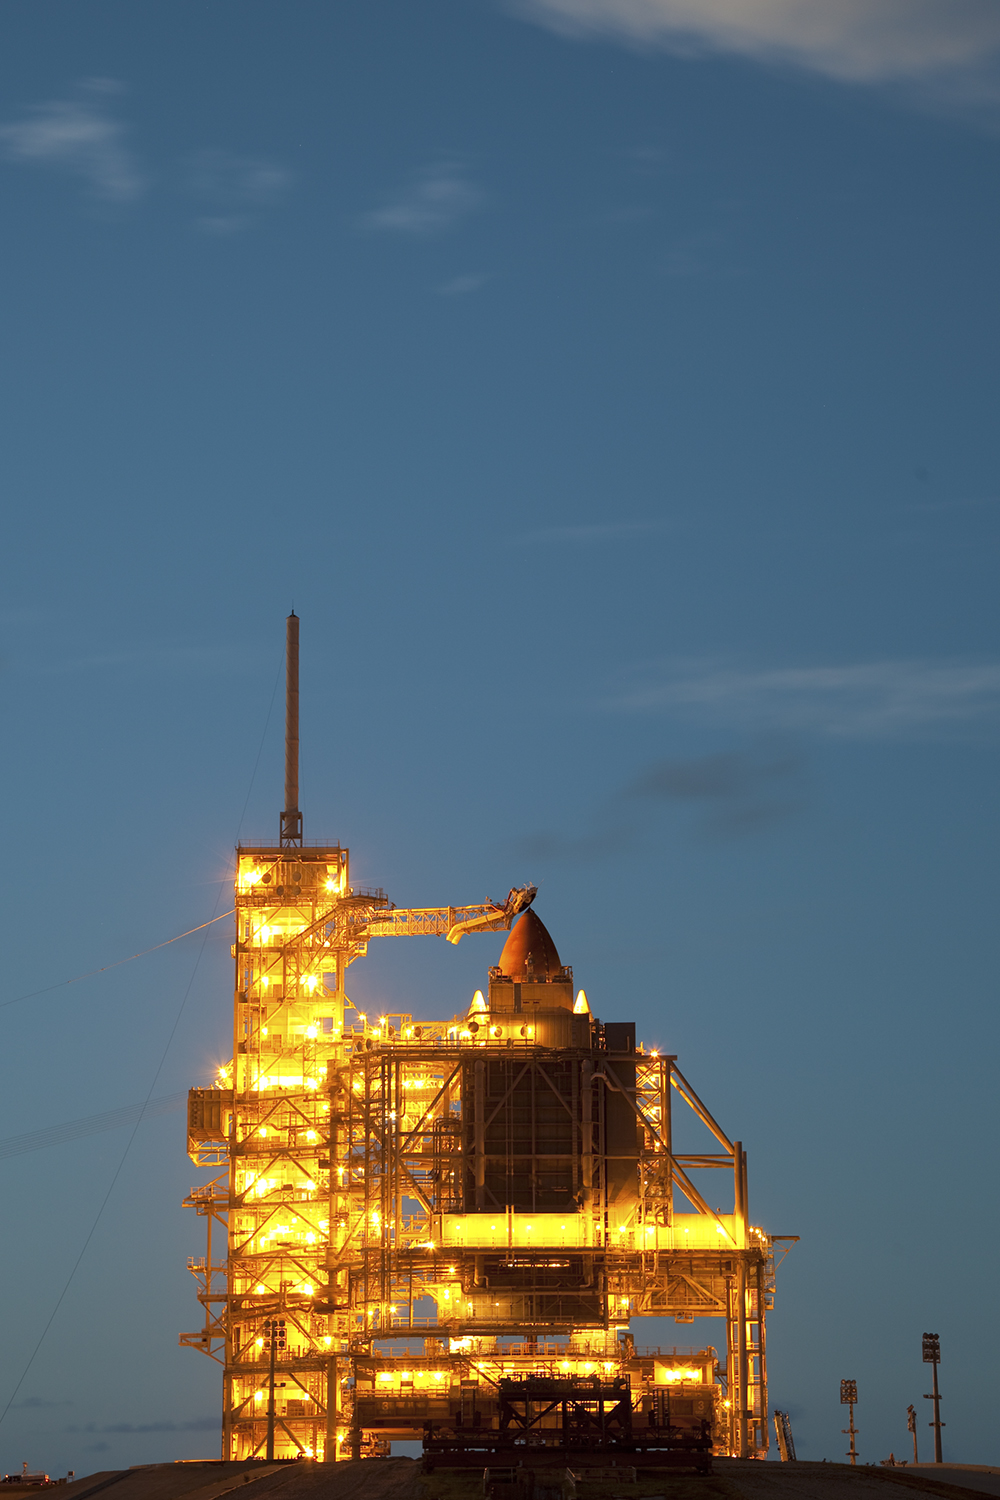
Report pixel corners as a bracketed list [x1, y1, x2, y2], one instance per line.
[922, 1333, 944, 1463]
[263, 1317, 286, 1462]
[840, 1379, 859, 1465]
[907, 1404, 918, 1465]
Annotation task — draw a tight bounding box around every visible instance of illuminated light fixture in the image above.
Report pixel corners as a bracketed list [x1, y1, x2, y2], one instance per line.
[255, 1284, 267, 1295]
[258, 1127, 267, 1137]
[573, 990, 590, 1015]
[261, 1027, 268, 1038]
[255, 1338, 264, 1349]
[305, 1233, 316, 1244]
[306, 1026, 318, 1039]
[323, 1336, 332, 1346]
[306, 1130, 317, 1141]
[254, 1392, 264, 1403]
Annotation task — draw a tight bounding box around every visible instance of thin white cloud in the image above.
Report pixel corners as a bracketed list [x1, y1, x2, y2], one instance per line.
[512, 0, 1000, 84]
[437, 272, 488, 295]
[187, 149, 292, 234]
[612, 658, 1000, 737]
[362, 161, 482, 236]
[0, 81, 144, 201]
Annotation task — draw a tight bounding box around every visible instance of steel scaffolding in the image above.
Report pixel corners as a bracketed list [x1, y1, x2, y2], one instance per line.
[181, 618, 794, 1463]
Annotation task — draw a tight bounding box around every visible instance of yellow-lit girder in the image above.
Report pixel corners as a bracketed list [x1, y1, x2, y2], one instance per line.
[362, 904, 513, 944]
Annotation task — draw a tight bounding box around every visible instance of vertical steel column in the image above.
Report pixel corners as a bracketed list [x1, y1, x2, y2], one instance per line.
[393, 1057, 403, 1289]
[324, 1356, 338, 1462]
[726, 1278, 738, 1456]
[581, 1059, 593, 1210]
[474, 1058, 486, 1209]
[736, 1259, 749, 1458]
[756, 1258, 769, 1454]
[662, 1059, 672, 1225]
[733, 1139, 745, 1248]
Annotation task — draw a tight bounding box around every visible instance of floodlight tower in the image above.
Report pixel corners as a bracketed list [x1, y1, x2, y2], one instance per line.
[841, 1379, 859, 1465]
[923, 1333, 943, 1463]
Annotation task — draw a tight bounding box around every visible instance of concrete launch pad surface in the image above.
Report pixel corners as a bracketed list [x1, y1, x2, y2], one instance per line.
[9, 1458, 997, 1500]
[718, 1460, 998, 1500]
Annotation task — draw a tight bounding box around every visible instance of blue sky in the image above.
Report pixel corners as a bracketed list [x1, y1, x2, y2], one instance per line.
[0, 0, 998, 1474]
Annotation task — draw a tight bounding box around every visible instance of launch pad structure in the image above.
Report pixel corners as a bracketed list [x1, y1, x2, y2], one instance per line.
[182, 615, 795, 1465]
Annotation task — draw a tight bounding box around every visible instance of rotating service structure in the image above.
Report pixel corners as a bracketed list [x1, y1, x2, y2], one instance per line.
[182, 617, 793, 1464]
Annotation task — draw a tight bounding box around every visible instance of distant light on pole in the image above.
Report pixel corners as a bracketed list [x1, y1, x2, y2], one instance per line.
[840, 1379, 859, 1466]
[922, 1332, 944, 1464]
[263, 1316, 287, 1462]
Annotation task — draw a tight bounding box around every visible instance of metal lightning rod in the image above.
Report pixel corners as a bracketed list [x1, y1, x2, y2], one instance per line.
[280, 611, 302, 846]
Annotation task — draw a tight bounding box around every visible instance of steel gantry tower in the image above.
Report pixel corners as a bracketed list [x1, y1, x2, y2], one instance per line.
[182, 616, 794, 1464]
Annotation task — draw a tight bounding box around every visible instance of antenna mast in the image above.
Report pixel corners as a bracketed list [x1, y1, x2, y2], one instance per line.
[280, 612, 303, 846]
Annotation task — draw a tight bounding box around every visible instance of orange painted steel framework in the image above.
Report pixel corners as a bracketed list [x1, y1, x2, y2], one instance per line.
[181, 616, 794, 1463]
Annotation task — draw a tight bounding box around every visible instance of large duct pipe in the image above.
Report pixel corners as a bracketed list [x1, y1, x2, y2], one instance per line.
[280, 612, 303, 846]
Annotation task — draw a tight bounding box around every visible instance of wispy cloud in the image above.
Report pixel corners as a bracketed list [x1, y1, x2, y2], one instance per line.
[69, 1417, 217, 1435]
[613, 658, 1000, 738]
[518, 520, 672, 545]
[627, 745, 806, 833]
[13, 1396, 72, 1410]
[514, 742, 805, 858]
[437, 272, 489, 295]
[186, 149, 292, 234]
[361, 161, 482, 236]
[0, 80, 144, 201]
[511, 0, 1000, 85]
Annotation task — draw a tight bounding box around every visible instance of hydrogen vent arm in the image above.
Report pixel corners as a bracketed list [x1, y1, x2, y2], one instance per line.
[360, 884, 537, 944]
